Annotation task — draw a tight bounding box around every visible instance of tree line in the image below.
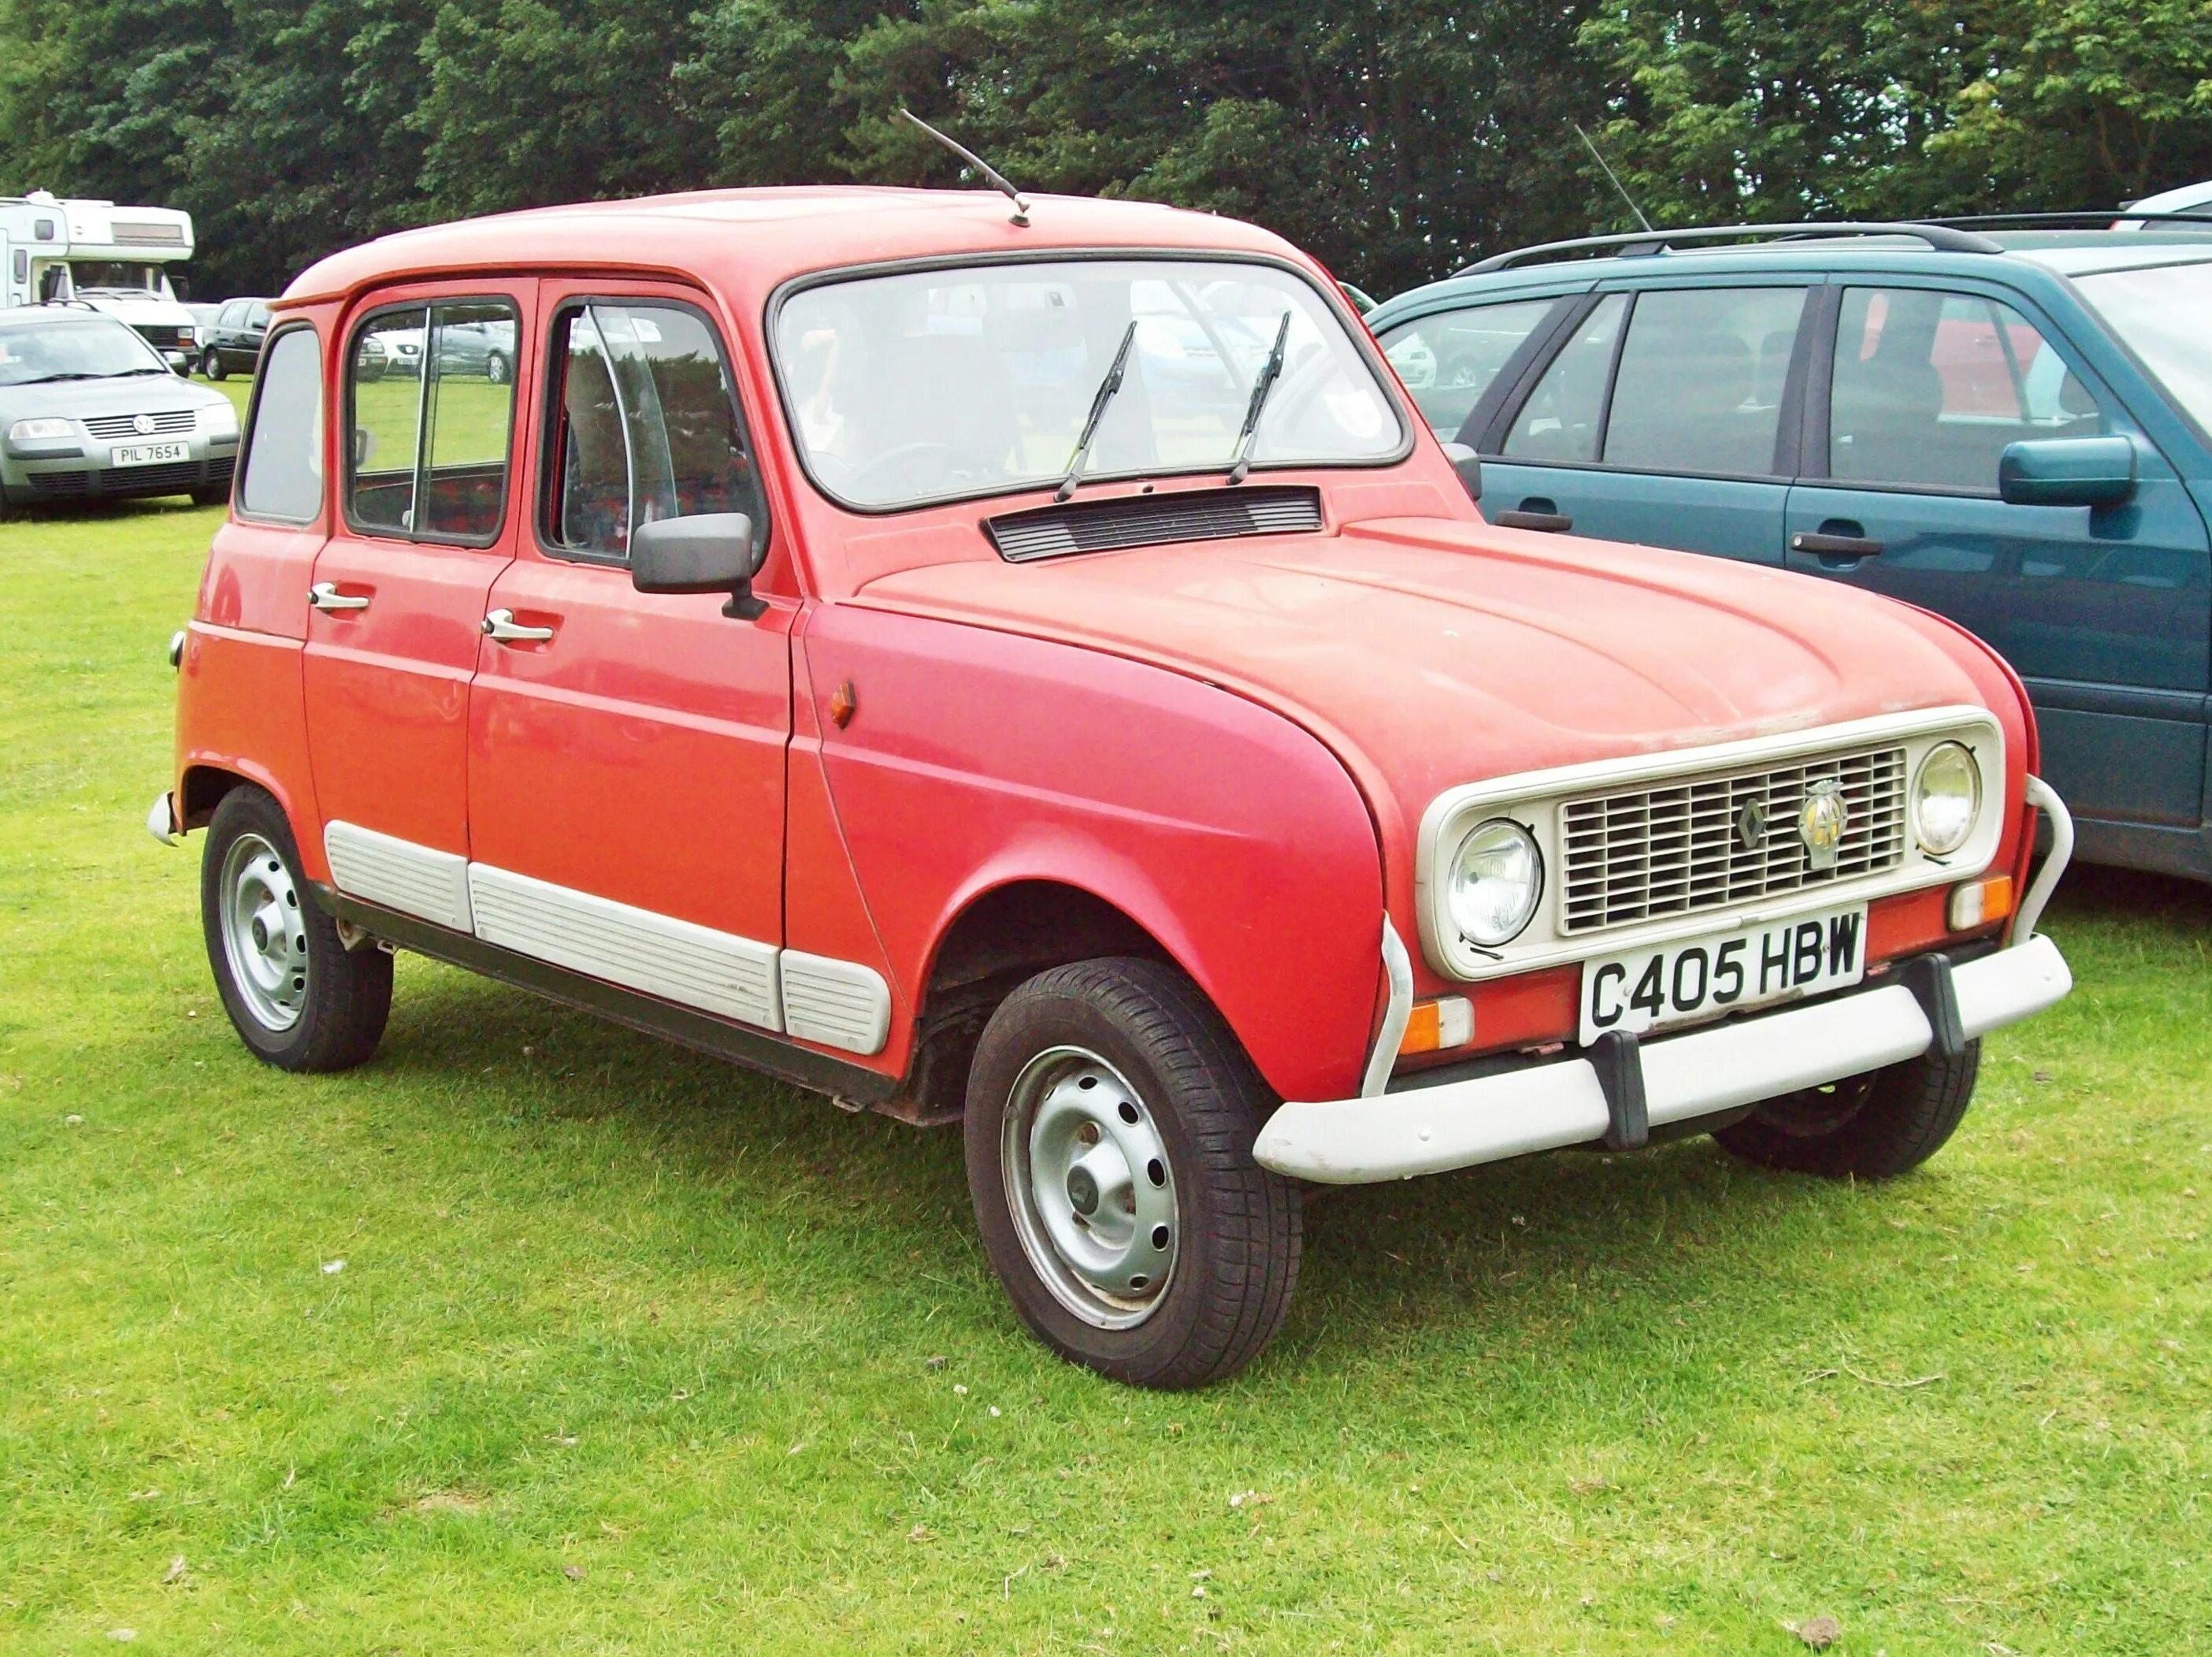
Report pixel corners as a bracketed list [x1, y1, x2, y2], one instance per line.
[2, 0, 2207, 302]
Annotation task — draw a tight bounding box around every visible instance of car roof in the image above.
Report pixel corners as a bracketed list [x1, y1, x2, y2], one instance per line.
[282, 188, 1303, 310]
[0, 303, 129, 325]
[1370, 225, 2212, 321]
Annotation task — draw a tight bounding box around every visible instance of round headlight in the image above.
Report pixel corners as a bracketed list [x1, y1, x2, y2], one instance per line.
[1447, 818, 1543, 948]
[1913, 741, 1980, 856]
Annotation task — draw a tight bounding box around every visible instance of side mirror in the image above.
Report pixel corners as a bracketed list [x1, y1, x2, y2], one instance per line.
[1441, 440, 1483, 502]
[630, 513, 766, 619]
[1999, 435, 2137, 508]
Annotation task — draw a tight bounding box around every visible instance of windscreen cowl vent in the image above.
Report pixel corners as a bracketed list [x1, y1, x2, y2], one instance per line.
[985, 485, 1324, 563]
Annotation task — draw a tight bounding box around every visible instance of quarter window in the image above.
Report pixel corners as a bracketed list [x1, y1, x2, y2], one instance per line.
[236, 327, 323, 524]
[1502, 294, 1626, 462]
[1602, 286, 1806, 475]
[1379, 298, 1559, 440]
[540, 301, 765, 562]
[346, 299, 518, 541]
[1829, 288, 2105, 492]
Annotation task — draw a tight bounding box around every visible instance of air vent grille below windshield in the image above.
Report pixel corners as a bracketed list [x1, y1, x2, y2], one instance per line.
[985, 485, 1323, 562]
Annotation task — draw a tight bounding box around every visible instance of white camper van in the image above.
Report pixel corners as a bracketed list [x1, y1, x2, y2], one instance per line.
[0, 191, 199, 370]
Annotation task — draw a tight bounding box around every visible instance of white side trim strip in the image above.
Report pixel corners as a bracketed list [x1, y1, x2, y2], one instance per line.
[326, 821, 473, 932]
[468, 864, 782, 1031]
[780, 950, 893, 1055]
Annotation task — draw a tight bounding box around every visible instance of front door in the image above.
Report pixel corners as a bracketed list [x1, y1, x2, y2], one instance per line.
[1783, 283, 2212, 834]
[1475, 283, 1811, 563]
[463, 287, 793, 1031]
[302, 285, 529, 928]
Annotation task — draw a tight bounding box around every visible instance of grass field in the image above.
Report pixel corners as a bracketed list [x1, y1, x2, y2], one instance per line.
[2, 458, 2207, 1653]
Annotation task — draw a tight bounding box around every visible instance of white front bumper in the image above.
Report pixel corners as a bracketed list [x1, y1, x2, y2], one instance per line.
[1253, 934, 2072, 1184]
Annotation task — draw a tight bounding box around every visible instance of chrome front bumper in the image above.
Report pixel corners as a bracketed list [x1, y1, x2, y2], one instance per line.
[1256, 778, 2077, 1186]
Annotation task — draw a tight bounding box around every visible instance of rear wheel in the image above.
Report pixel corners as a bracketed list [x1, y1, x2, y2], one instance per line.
[202, 786, 390, 1072]
[190, 483, 229, 507]
[965, 958, 1301, 1388]
[484, 350, 510, 385]
[1714, 1041, 1980, 1180]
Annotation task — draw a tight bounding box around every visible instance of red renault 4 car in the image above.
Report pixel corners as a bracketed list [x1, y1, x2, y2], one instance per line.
[154, 187, 2075, 1387]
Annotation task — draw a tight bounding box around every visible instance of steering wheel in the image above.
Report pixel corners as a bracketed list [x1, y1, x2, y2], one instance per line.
[848, 441, 984, 502]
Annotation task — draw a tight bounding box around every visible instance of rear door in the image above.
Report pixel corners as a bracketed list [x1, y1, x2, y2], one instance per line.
[301, 284, 529, 928]
[1473, 281, 1813, 562]
[1783, 281, 2211, 833]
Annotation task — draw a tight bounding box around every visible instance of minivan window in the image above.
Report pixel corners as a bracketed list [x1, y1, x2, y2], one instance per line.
[541, 301, 766, 561]
[1501, 293, 1626, 462]
[236, 327, 323, 523]
[346, 298, 519, 541]
[1829, 288, 2104, 492]
[1379, 298, 1558, 439]
[1602, 286, 1806, 475]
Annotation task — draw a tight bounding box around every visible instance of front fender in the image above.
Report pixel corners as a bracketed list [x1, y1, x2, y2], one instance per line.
[800, 604, 1386, 1102]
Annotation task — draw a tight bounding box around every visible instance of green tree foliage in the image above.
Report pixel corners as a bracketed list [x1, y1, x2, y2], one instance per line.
[0, 0, 2205, 299]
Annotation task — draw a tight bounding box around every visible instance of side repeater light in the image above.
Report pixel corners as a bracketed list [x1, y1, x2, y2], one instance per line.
[1398, 995, 1475, 1057]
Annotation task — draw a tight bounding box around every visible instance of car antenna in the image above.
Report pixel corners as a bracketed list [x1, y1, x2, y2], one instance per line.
[1573, 122, 1654, 233]
[901, 109, 1030, 227]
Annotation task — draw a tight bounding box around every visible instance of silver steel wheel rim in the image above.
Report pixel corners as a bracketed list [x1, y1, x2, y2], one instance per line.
[217, 832, 309, 1032]
[1001, 1046, 1180, 1330]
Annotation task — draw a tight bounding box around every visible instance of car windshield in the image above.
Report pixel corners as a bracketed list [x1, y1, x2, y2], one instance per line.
[2074, 261, 2212, 435]
[0, 317, 169, 385]
[774, 258, 1404, 508]
[69, 260, 164, 295]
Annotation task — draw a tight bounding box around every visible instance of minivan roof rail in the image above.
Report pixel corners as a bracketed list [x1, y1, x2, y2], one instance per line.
[1457, 221, 2005, 276]
[1914, 210, 2212, 229]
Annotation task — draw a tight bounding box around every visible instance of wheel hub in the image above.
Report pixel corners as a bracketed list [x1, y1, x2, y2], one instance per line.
[217, 832, 309, 1032]
[1002, 1046, 1179, 1329]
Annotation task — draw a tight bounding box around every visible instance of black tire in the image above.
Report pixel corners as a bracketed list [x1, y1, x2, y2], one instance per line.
[484, 350, 510, 385]
[203, 348, 227, 381]
[964, 957, 1301, 1389]
[201, 786, 391, 1072]
[1714, 1039, 1980, 1180]
[190, 483, 229, 508]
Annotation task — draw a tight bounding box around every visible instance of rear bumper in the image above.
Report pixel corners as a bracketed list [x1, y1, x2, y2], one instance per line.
[1253, 937, 2071, 1183]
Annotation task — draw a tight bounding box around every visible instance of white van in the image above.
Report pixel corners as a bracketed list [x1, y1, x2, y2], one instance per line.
[0, 191, 199, 370]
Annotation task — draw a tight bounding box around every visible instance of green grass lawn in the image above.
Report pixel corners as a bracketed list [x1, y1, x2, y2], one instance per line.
[2, 494, 2207, 1655]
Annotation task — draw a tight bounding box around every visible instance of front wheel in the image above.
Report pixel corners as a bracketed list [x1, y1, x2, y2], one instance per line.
[203, 349, 226, 381]
[1714, 1040, 1980, 1180]
[484, 350, 510, 385]
[965, 958, 1301, 1388]
[202, 786, 391, 1072]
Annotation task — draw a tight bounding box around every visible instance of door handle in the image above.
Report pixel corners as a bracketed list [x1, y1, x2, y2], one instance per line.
[1791, 532, 1885, 559]
[307, 581, 370, 612]
[481, 607, 555, 643]
[1496, 507, 1574, 533]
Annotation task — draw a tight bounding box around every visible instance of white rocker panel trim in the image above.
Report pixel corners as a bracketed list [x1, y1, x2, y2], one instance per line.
[780, 949, 893, 1055]
[467, 864, 782, 1032]
[325, 820, 473, 932]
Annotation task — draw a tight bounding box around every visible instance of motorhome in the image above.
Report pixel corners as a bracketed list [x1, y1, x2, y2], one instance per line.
[0, 191, 199, 370]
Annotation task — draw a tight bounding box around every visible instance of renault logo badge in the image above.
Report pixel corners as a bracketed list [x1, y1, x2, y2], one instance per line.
[1734, 800, 1768, 853]
[132, 413, 157, 437]
[1798, 778, 1848, 871]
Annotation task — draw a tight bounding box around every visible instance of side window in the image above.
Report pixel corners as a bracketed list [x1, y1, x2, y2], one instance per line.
[346, 299, 518, 541]
[218, 301, 244, 329]
[1379, 297, 1558, 439]
[1501, 293, 1626, 462]
[1601, 286, 1807, 475]
[236, 327, 324, 523]
[1830, 288, 2106, 492]
[540, 300, 766, 562]
[247, 303, 271, 329]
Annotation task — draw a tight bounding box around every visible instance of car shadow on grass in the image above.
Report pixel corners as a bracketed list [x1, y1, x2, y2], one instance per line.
[2045, 860, 2212, 933]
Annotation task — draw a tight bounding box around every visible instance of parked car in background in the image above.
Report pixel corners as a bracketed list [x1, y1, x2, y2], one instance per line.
[0, 306, 237, 511]
[351, 314, 513, 381]
[2120, 180, 2212, 225]
[184, 301, 225, 348]
[154, 188, 2071, 1388]
[1371, 219, 2212, 883]
[200, 297, 273, 379]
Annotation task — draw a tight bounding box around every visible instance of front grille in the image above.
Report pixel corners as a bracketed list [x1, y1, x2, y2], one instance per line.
[84, 410, 195, 440]
[1560, 745, 1908, 934]
[27, 470, 91, 496]
[102, 459, 205, 494]
[985, 485, 1323, 562]
[128, 326, 189, 351]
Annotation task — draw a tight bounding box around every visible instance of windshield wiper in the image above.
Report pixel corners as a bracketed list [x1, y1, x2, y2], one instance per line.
[1053, 320, 1140, 503]
[17, 372, 102, 384]
[1225, 310, 1293, 485]
[113, 366, 175, 376]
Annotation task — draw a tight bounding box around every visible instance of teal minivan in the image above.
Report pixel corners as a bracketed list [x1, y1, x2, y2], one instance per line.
[1369, 220, 2212, 882]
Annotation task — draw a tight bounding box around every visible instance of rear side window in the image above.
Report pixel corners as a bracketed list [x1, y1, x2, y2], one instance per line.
[1502, 293, 1626, 462]
[1829, 288, 2106, 492]
[236, 326, 323, 524]
[540, 300, 766, 562]
[1379, 298, 1558, 439]
[346, 298, 518, 542]
[1602, 287, 1807, 476]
